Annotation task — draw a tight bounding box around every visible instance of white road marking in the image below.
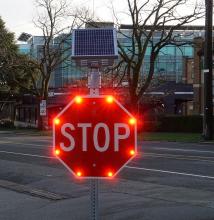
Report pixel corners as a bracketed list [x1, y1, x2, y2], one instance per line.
[147, 147, 214, 154]
[0, 141, 51, 148]
[0, 149, 213, 180]
[16, 142, 45, 147]
[0, 150, 55, 159]
[143, 152, 214, 162]
[0, 141, 14, 144]
[125, 166, 214, 180]
[1, 136, 51, 141]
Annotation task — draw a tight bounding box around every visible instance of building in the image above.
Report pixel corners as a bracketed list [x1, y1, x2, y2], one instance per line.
[18, 34, 87, 89]
[119, 25, 207, 83]
[15, 24, 213, 127]
[184, 37, 214, 115]
[18, 25, 206, 88]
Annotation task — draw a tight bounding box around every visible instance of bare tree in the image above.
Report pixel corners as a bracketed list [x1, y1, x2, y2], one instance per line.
[33, 0, 88, 99]
[29, 0, 93, 128]
[112, 0, 204, 109]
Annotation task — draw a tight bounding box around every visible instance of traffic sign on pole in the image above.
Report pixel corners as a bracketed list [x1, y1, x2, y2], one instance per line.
[40, 100, 47, 116]
[53, 95, 137, 178]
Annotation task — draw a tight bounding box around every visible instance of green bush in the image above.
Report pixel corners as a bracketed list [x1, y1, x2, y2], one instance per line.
[0, 119, 14, 128]
[157, 115, 203, 133]
[142, 115, 214, 133]
[142, 121, 160, 132]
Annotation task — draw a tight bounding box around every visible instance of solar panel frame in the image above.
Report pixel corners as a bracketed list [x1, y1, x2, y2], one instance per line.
[71, 28, 118, 59]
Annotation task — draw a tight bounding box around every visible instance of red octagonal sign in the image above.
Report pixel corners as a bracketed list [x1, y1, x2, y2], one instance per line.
[53, 95, 137, 178]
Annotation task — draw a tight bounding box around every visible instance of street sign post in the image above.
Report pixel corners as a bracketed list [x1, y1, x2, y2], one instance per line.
[54, 28, 132, 219]
[53, 95, 137, 178]
[40, 100, 46, 116]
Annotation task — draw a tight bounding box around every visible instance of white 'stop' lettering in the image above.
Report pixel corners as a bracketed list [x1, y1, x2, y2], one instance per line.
[59, 123, 131, 152]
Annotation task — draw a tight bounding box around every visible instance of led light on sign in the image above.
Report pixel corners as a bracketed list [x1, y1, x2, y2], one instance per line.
[54, 118, 60, 125]
[55, 149, 60, 156]
[129, 118, 136, 125]
[130, 150, 135, 156]
[106, 96, 114, 103]
[75, 96, 83, 104]
[108, 171, 113, 177]
[77, 171, 82, 177]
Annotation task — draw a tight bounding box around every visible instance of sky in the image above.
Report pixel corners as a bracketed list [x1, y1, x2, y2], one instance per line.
[0, 0, 35, 36]
[0, 0, 118, 38]
[0, 0, 206, 40]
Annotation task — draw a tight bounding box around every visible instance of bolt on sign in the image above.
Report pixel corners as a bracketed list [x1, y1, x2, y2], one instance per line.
[53, 95, 137, 178]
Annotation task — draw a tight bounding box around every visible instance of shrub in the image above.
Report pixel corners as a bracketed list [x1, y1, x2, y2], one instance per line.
[157, 115, 203, 133]
[141, 115, 214, 133]
[0, 119, 14, 128]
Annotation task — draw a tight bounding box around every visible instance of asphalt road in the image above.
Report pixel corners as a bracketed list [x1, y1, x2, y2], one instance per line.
[0, 132, 214, 219]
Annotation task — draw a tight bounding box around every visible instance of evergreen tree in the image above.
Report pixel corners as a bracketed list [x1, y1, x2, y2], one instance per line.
[0, 16, 39, 96]
[0, 17, 40, 116]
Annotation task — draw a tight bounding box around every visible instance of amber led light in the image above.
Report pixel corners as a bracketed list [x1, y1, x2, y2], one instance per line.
[130, 150, 135, 156]
[107, 171, 113, 177]
[75, 96, 83, 104]
[54, 118, 60, 125]
[106, 96, 114, 104]
[55, 149, 60, 156]
[77, 171, 82, 177]
[129, 118, 136, 125]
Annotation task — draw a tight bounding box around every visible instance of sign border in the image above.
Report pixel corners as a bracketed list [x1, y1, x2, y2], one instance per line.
[53, 95, 137, 179]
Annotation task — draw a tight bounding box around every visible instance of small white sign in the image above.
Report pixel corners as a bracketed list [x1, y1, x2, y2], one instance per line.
[40, 100, 47, 116]
[48, 92, 55, 97]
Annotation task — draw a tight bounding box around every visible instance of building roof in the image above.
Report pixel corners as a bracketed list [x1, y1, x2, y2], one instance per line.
[119, 25, 214, 31]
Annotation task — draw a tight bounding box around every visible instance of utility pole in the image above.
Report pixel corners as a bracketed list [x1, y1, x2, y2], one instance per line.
[203, 0, 213, 140]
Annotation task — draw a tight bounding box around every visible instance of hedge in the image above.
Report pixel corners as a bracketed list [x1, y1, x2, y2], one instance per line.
[157, 115, 203, 133]
[142, 115, 214, 133]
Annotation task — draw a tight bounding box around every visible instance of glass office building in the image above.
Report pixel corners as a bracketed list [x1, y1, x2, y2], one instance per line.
[18, 35, 86, 89]
[15, 25, 211, 125]
[117, 28, 204, 83]
[18, 44, 31, 54]
[18, 26, 205, 88]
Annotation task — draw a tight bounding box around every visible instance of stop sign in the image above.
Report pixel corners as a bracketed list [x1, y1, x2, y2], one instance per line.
[53, 95, 137, 178]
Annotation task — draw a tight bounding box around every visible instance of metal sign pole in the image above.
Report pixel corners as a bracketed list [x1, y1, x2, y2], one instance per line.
[70, 28, 118, 220]
[90, 179, 99, 220]
[203, 0, 213, 140]
[89, 64, 101, 220]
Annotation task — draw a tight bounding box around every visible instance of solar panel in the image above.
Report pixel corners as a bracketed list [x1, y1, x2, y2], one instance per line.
[72, 29, 118, 59]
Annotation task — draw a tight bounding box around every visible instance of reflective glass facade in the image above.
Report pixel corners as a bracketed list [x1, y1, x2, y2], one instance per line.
[18, 35, 85, 88]
[118, 29, 204, 83]
[143, 45, 194, 82]
[18, 44, 30, 54]
[18, 28, 205, 88]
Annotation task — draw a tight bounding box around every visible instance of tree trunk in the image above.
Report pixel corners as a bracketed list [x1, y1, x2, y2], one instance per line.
[37, 98, 43, 130]
[129, 91, 139, 114]
[36, 96, 48, 131]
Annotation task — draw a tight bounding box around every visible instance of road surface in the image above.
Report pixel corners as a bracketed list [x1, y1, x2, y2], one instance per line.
[0, 132, 213, 219]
